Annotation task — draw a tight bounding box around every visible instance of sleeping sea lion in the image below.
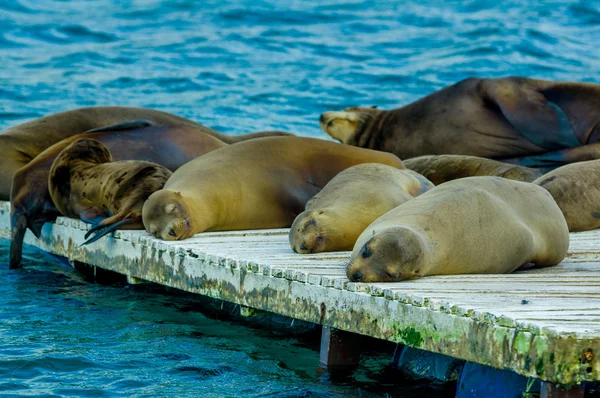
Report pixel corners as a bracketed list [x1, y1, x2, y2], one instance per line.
[49, 139, 172, 244]
[289, 164, 433, 253]
[320, 77, 600, 169]
[404, 155, 542, 184]
[0, 106, 291, 200]
[9, 121, 226, 269]
[534, 159, 600, 232]
[142, 136, 404, 240]
[346, 177, 569, 282]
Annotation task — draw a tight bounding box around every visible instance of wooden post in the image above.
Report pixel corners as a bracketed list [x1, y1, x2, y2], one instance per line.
[540, 381, 584, 398]
[317, 326, 362, 377]
[391, 343, 404, 368]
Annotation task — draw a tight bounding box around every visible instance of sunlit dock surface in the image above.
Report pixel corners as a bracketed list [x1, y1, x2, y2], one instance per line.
[0, 201, 598, 393]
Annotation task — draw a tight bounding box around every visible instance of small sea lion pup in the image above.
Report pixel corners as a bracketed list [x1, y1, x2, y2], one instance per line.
[534, 159, 600, 232]
[289, 164, 433, 254]
[142, 136, 404, 240]
[320, 77, 600, 168]
[404, 155, 542, 185]
[347, 177, 569, 283]
[9, 121, 226, 269]
[0, 106, 291, 200]
[49, 139, 173, 245]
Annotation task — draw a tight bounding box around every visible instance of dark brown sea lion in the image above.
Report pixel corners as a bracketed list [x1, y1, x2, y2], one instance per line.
[289, 164, 432, 254]
[534, 160, 600, 232]
[347, 177, 569, 282]
[49, 139, 172, 245]
[404, 155, 542, 185]
[142, 136, 404, 241]
[0, 106, 291, 200]
[320, 77, 600, 168]
[9, 121, 226, 269]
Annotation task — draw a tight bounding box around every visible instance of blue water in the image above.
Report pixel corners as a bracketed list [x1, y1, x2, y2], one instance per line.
[1, 0, 600, 395]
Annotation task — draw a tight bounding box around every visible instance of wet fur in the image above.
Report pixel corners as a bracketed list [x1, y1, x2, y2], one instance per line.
[49, 139, 172, 239]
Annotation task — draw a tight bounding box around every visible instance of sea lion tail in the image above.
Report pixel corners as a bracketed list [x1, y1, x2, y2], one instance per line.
[81, 218, 135, 246]
[9, 211, 27, 269]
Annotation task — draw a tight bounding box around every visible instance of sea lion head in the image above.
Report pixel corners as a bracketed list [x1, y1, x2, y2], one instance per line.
[59, 138, 113, 165]
[289, 210, 335, 254]
[319, 106, 380, 144]
[142, 189, 192, 241]
[346, 227, 428, 282]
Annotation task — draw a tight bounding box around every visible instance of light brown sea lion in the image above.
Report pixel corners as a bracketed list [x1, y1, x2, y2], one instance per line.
[9, 121, 227, 269]
[320, 77, 600, 169]
[404, 155, 542, 185]
[0, 106, 291, 200]
[346, 177, 569, 283]
[289, 164, 433, 254]
[142, 136, 404, 240]
[49, 138, 173, 245]
[534, 160, 600, 232]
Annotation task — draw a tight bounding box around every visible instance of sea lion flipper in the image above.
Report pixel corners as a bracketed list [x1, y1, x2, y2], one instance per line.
[81, 218, 135, 246]
[484, 80, 580, 150]
[79, 207, 109, 226]
[84, 120, 156, 134]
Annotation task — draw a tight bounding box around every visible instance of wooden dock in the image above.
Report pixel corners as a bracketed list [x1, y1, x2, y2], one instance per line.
[0, 201, 598, 395]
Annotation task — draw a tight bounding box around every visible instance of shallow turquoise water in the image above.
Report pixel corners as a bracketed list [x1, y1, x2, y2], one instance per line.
[2, 0, 600, 395]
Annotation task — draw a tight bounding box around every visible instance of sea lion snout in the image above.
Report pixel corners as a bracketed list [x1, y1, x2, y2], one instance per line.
[347, 228, 426, 283]
[142, 190, 192, 241]
[289, 211, 327, 254]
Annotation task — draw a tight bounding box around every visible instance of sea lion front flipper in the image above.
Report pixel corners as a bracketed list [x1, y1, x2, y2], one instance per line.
[81, 218, 137, 246]
[79, 207, 109, 226]
[482, 80, 581, 150]
[84, 120, 156, 134]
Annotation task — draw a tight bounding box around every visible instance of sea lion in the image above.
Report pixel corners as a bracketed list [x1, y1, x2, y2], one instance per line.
[49, 139, 173, 245]
[142, 136, 404, 240]
[346, 177, 569, 282]
[9, 121, 226, 269]
[404, 155, 542, 185]
[320, 77, 600, 169]
[289, 164, 433, 254]
[0, 106, 291, 200]
[534, 160, 600, 232]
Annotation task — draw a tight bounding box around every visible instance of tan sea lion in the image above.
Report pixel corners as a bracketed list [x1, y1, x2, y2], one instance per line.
[320, 77, 600, 169]
[404, 155, 542, 185]
[9, 121, 227, 269]
[49, 139, 173, 245]
[142, 136, 404, 240]
[534, 160, 600, 232]
[346, 177, 569, 282]
[289, 164, 433, 254]
[0, 106, 291, 200]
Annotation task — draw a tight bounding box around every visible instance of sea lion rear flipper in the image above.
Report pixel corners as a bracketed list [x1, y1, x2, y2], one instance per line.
[483, 80, 581, 150]
[81, 217, 137, 246]
[79, 207, 109, 226]
[84, 120, 156, 134]
[502, 143, 600, 170]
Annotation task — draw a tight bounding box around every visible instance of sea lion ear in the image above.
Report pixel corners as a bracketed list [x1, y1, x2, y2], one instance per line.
[175, 191, 181, 196]
[165, 204, 176, 213]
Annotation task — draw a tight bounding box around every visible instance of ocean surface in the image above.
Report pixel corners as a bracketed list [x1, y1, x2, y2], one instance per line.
[1, 0, 599, 396]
